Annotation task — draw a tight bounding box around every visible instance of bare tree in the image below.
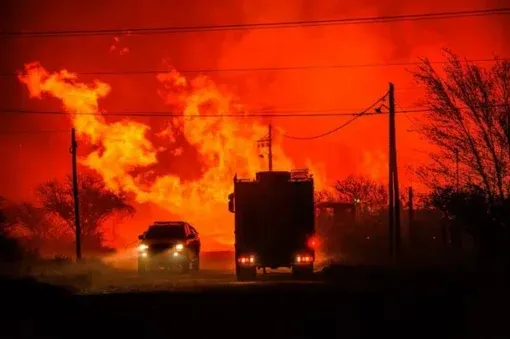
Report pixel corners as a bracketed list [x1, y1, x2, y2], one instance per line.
[412, 49, 510, 200]
[4, 202, 64, 248]
[36, 173, 135, 245]
[314, 190, 336, 204]
[334, 175, 388, 213]
[0, 197, 9, 234]
[0, 197, 27, 261]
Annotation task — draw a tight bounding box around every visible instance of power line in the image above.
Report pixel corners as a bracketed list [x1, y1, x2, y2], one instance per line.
[277, 101, 510, 140]
[0, 129, 68, 134]
[3, 58, 506, 77]
[0, 107, 421, 118]
[0, 130, 68, 136]
[2, 102, 507, 119]
[395, 100, 417, 129]
[2, 104, 506, 136]
[2, 8, 509, 38]
[0, 106, 410, 136]
[281, 93, 389, 140]
[253, 105, 429, 114]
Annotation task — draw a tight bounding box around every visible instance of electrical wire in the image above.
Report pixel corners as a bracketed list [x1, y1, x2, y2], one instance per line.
[2, 58, 506, 77]
[2, 8, 509, 38]
[2, 101, 508, 120]
[0, 107, 414, 118]
[281, 93, 389, 140]
[3, 104, 507, 119]
[0, 130, 69, 136]
[395, 100, 418, 132]
[2, 104, 506, 136]
[0, 101, 398, 136]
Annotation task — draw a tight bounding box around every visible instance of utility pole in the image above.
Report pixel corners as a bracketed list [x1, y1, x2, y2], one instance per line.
[70, 128, 82, 261]
[268, 124, 273, 171]
[388, 84, 395, 261]
[388, 82, 401, 262]
[392, 103, 401, 261]
[408, 186, 414, 246]
[257, 124, 273, 171]
[454, 148, 459, 191]
[506, 112, 509, 158]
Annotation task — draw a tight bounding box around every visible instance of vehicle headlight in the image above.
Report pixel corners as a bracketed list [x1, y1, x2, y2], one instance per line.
[175, 243, 184, 251]
[138, 244, 148, 252]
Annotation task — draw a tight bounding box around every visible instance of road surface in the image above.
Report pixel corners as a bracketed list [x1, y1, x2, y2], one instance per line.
[3, 260, 508, 338]
[30, 251, 328, 294]
[86, 270, 326, 293]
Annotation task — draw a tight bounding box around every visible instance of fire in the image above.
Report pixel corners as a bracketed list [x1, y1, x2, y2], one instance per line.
[18, 62, 310, 248]
[360, 149, 388, 181]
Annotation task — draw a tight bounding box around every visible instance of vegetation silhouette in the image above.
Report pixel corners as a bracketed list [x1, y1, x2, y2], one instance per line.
[4, 173, 135, 258]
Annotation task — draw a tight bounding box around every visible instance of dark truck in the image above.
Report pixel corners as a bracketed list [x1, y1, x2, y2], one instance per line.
[228, 169, 316, 281]
[137, 221, 201, 274]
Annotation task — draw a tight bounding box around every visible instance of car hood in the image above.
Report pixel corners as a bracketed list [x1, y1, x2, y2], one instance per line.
[142, 239, 183, 246]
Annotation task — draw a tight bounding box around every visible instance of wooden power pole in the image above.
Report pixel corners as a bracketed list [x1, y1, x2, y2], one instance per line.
[388, 83, 402, 262]
[257, 124, 273, 172]
[408, 186, 414, 245]
[388, 89, 395, 260]
[70, 128, 82, 261]
[507, 112, 509, 158]
[454, 148, 459, 191]
[268, 124, 273, 171]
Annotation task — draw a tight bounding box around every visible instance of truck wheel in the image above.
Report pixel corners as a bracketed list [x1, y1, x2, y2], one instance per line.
[292, 265, 314, 278]
[191, 257, 200, 272]
[182, 259, 191, 273]
[138, 261, 148, 276]
[236, 266, 257, 281]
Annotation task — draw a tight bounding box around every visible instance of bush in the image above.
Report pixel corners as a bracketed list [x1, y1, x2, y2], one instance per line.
[0, 233, 26, 262]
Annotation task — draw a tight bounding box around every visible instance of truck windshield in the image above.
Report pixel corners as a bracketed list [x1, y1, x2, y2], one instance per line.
[145, 225, 185, 239]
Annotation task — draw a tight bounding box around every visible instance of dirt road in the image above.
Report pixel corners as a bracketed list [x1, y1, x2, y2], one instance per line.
[3, 261, 508, 338]
[29, 251, 326, 294]
[80, 269, 327, 293]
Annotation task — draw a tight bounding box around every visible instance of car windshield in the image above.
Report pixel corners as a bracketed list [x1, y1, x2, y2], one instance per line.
[145, 225, 185, 239]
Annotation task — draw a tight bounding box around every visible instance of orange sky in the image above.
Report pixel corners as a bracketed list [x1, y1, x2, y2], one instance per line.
[0, 0, 508, 250]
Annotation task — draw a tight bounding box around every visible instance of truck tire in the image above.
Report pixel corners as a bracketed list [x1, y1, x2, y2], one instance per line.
[182, 260, 191, 273]
[191, 257, 200, 272]
[138, 261, 148, 276]
[292, 265, 314, 278]
[236, 266, 257, 281]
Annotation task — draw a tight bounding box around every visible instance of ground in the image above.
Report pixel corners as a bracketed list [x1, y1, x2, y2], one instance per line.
[2, 252, 509, 338]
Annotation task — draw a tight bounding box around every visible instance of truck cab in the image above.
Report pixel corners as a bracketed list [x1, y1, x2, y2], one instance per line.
[229, 169, 316, 281]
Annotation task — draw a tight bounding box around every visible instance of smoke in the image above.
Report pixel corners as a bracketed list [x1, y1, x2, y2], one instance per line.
[215, 0, 509, 182]
[2, 0, 508, 250]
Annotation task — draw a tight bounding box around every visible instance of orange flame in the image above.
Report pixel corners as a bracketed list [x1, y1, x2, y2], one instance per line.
[18, 62, 323, 248]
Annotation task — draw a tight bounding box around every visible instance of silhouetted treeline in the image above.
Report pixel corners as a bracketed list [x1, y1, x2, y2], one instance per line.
[317, 51, 510, 269]
[315, 175, 447, 264]
[413, 50, 510, 266]
[2, 172, 134, 259]
[427, 185, 510, 260]
[316, 178, 510, 266]
[0, 197, 33, 264]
